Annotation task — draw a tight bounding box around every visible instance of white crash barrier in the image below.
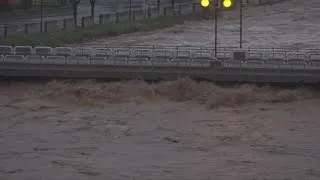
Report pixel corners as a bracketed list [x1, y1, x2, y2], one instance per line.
[132, 49, 152, 58]
[193, 50, 213, 60]
[309, 53, 320, 61]
[173, 50, 191, 59]
[153, 49, 171, 58]
[169, 58, 190, 67]
[244, 60, 265, 68]
[216, 51, 232, 60]
[191, 59, 211, 67]
[151, 58, 169, 66]
[46, 56, 66, 64]
[26, 55, 42, 63]
[1, 45, 320, 70]
[266, 52, 286, 61]
[34, 46, 53, 56]
[73, 47, 93, 57]
[54, 47, 73, 56]
[286, 53, 307, 61]
[4, 55, 26, 62]
[127, 57, 150, 66]
[115, 48, 131, 57]
[14, 46, 33, 55]
[89, 57, 107, 65]
[94, 48, 113, 57]
[247, 52, 263, 61]
[0, 46, 14, 55]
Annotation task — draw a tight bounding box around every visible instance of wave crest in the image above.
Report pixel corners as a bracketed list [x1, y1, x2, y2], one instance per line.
[37, 78, 317, 108]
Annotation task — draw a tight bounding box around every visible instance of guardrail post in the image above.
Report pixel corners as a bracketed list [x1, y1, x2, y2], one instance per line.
[147, 7, 151, 18]
[116, 12, 120, 22]
[4, 26, 8, 38]
[24, 24, 28, 34]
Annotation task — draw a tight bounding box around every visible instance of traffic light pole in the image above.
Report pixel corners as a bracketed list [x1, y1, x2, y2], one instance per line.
[214, 0, 218, 58]
[240, 0, 243, 48]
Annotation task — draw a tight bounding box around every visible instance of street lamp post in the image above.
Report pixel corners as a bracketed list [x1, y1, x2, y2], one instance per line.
[240, 0, 243, 48]
[40, 0, 43, 32]
[214, 0, 218, 57]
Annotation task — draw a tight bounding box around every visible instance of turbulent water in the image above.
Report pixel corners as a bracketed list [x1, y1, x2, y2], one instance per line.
[1, 80, 320, 180]
[37, 78, 317, 108]
[1, 0, 320, 179]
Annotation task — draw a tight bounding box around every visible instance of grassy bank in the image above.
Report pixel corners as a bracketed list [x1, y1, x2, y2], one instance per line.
[0, 13, 209, 47]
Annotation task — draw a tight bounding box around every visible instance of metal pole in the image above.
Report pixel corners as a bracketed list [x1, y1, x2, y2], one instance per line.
[157, 0, 160, 16]
[214, 0, 218, 57]
[240, 0, 243, 48]
[129, 0, 132, 20]
[40, 0, 43, 32]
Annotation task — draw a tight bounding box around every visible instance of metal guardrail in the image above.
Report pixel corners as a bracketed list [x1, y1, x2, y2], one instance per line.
[1, 45, 320, 71]
[1, 45, 320, 59]
[1, 45, 320, 83]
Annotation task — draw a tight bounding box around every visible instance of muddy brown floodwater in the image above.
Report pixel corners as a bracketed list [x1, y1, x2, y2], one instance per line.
[1, 0, 320, 179]
[1, 79, 320, 180]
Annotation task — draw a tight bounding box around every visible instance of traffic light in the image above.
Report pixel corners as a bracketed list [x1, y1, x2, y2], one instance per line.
[221, 0, 234, 9]
[200, 0, 210, 7]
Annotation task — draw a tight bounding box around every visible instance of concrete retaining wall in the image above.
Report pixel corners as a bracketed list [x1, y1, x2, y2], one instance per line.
[81, 16, 94, 28]
[4, 25, 24, 37]
[164, 6, 174, 16]
[117, 12, 130, 21]
[99, 14, 112, 24]
[45, 20, 58, 33]
[24, 23, 39, 34]
[133, 10, 145, 20]
[63, 18, 76, 30]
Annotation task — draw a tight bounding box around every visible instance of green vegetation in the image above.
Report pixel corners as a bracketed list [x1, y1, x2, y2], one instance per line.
[0, 12, 212, 46]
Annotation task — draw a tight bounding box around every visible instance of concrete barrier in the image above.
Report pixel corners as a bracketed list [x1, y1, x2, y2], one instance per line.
[133, 10, 144, 20]
[164, 6, 174, 16]
[150, 7, 159, 18]
[45, 20, 58, 33]
[117, 12, 129, 21]
[99, 14, 112, 24]
[81, 16, 94, 28]
[63, 18, 76, 29]
[25, 23, 39, 34]
[4, 25, 24, 37]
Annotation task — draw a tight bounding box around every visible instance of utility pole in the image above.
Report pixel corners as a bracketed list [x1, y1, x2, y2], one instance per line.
[240, 0, 243, 48]
[214, 0, 218, 57]
[40, 0, 43, 32]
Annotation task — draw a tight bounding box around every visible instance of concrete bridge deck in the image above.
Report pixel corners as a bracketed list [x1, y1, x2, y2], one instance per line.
[1, 45, 320, 83]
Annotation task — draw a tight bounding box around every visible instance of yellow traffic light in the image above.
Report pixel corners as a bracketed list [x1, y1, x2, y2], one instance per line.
[222, 0, 233, 8]
[201, 0, 210, 7]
